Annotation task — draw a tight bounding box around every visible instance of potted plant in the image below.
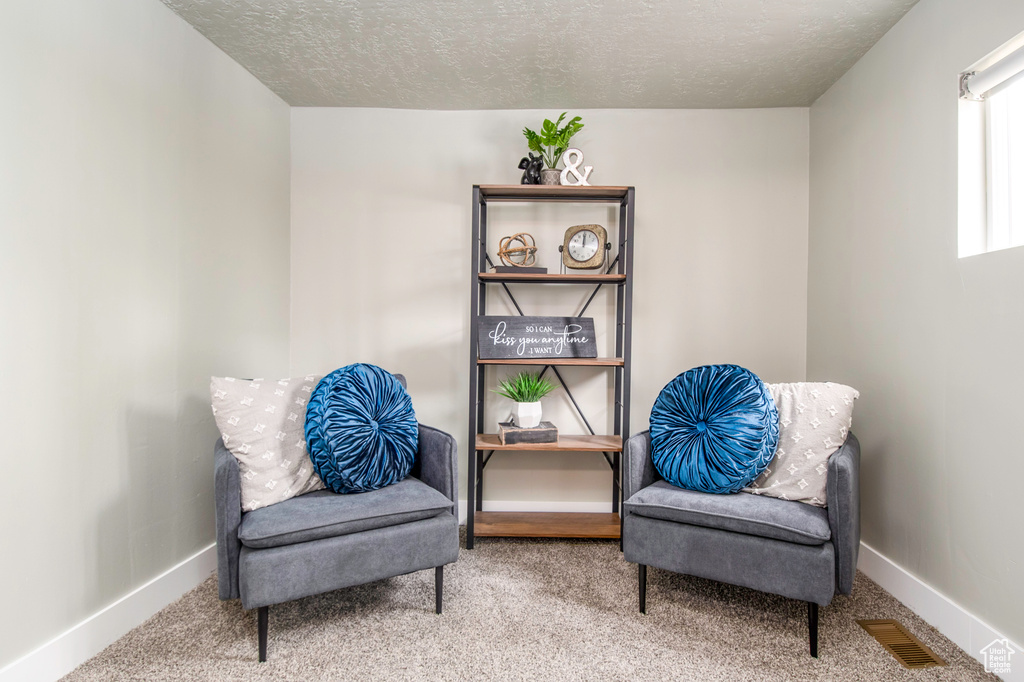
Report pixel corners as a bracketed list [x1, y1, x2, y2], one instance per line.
[493, 372, 556, 428]
[522, 113, 585, 185]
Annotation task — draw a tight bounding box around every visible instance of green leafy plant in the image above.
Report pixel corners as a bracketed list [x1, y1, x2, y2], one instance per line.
[493, 372, 556, 403]
[522, 112, 585, 169]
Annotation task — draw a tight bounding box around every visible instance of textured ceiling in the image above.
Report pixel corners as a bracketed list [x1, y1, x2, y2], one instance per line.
[160, 0, 918, 108]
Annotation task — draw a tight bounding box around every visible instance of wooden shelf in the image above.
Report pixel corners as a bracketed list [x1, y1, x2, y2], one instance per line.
[477, 357, 624, 366]
[478, 185, 630, 202]
[479, 272, 626, 284]
[474, 511, 621, 539]
[475, 433, 622, 452]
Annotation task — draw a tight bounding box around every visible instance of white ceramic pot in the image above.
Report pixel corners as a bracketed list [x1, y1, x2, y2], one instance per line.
[540, 168, 561, 185]
[514, 401, 543, 428]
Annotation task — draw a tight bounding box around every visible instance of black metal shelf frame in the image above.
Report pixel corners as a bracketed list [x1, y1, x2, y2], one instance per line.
[467, 185, 635, 548]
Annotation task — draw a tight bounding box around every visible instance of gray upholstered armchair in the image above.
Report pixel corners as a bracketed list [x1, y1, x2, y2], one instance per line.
[214, 380, 459, 662]
[623, 431, 860, 657]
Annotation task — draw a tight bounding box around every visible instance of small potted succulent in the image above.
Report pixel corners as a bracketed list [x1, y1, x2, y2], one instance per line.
[493, 372, 556, 428]
[522, 113, 585, 185]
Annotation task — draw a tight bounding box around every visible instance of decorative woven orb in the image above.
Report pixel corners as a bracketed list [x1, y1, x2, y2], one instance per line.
[498, 233, 538, 267]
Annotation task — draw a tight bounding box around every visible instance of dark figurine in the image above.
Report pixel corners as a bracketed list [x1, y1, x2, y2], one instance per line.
[518, 153, 543, 184]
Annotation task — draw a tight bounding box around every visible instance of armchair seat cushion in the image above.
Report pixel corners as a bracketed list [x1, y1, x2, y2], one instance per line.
[239, 476, 454, 549]
[625, 480, 830, 546]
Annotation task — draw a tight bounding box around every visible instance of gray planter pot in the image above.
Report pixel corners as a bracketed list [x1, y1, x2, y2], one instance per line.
[540, 168, 561, 185]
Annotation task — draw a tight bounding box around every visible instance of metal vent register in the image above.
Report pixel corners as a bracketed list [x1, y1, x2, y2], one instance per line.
[857, 620, 947, 669]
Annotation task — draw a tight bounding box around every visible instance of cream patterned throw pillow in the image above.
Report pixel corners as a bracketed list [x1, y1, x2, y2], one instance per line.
[742, 382, 859, 507]
[211, 375, 325, 511]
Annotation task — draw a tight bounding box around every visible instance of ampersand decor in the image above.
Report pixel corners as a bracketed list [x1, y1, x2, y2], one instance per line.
[559, 148, 593, 186]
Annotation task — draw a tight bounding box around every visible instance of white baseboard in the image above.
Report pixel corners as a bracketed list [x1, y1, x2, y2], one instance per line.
[457, 499, 612, 523]
[858, 541, 1021, 681]
[0, 543, 217, 682]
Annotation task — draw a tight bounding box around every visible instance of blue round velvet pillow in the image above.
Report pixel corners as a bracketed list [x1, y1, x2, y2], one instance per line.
[650, 364, 778, 494]
[304, 364, 418, 494]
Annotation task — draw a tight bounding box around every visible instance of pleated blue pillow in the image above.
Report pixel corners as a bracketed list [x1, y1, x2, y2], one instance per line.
[304, 364, 418, 494]
[650, 365, 778, 494]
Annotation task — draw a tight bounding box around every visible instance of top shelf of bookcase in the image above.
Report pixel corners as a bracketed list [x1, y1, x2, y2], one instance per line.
[476, 185, 631, 202]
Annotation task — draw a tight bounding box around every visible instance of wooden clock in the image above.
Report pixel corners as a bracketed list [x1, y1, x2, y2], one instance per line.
[559, 224, 609, 270]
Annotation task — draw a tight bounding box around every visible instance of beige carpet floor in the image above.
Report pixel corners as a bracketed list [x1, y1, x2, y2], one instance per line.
[62, 533, 995, 681]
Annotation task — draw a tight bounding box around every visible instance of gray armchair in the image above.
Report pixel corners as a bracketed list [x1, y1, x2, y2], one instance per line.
[214, 378, 459, 661]
[623, 430, 860, 657]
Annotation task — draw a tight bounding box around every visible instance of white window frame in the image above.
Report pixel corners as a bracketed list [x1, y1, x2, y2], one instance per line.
[958, 34, 1024, 258]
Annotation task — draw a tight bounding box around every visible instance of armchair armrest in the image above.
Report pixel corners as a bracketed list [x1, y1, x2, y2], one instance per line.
[214, 439, 242, 600]
[415, 424, 458, 504]
[393, 374, 457, 502]
[624, 430, 661, 503]
[827, 432, 861, 595]
[394, 374, 457, 500]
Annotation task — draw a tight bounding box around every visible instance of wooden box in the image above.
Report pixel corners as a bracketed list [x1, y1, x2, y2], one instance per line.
[498, 421, 558, 445]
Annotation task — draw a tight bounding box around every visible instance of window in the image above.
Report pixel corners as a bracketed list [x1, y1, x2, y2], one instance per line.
[958, 35, 1024, 258]
[985, 75, 1024, 250]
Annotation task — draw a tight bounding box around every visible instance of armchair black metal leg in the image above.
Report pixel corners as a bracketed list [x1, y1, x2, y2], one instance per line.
[639, 564, 647, 614]
[808, 602, 818, 658]
[257, 606, 268, 662]
[435, 566, 443, 615]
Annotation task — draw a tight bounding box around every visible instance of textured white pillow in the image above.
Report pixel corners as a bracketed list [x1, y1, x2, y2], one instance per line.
[211, 375, 325, 511]
[742, 382, 859, 507]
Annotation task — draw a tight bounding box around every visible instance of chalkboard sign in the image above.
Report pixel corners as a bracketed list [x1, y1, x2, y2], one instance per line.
[478, 316, 597, 359]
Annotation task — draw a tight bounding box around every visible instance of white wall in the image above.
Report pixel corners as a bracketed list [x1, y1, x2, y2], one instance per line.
[291, 108, 809, 508]
[0, 0, 290, 669]
[809, 0, 1024, 648]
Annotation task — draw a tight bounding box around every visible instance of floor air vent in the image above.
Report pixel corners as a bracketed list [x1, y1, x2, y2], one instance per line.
[857, 619, 947, 669]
